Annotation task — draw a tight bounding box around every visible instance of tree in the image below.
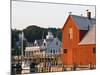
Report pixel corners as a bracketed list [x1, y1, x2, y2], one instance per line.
[11, 25, 62, 56]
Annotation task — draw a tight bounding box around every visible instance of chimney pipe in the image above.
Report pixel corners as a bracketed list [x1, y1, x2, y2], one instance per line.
[86, 10, 91, 19]
[87, 12, 91, 19]
[68, 12, 72, 15]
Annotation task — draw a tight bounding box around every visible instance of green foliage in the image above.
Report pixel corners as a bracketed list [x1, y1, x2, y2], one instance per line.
[23, 25, 62, 42]
[11, 29, 21, 48]
[11, 48, 21, 56]
[23, 25, 44, 42]
[11, 25, 62, 56]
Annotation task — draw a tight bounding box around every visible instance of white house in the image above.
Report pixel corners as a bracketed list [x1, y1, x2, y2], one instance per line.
[34, 31, 61, 55]
[25, 46, 46, 57]
[25, 31, 61, 57]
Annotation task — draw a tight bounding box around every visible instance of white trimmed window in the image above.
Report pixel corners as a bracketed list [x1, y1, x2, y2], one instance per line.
[68, 28, 73, 39]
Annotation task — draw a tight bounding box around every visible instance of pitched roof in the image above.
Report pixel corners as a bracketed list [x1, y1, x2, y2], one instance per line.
[71, 15, 96, 30]
[79, 25, 96, 45]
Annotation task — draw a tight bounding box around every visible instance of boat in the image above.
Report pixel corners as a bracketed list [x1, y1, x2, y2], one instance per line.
[21, 61, 30, 70]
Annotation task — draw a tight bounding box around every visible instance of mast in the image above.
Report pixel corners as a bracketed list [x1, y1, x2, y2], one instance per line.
[56, 29, 58, 38]
[21, 30, 24, 61]
[42, 30, 44, 40]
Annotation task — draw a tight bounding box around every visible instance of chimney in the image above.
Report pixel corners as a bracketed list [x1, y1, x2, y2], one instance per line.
[87, 12, 91, 19]
[86, 10, 91, 19]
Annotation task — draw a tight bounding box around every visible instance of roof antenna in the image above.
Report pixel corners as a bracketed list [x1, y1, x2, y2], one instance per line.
[68, 12, 72, 15]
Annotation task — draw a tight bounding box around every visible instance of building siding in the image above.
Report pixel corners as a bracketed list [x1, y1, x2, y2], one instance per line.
[61, 15, 96, 66]
[61, 16, 79, 65]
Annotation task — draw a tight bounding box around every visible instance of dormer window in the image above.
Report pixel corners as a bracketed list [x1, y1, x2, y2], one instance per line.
[53, 49, 55, 54]
[51, 49, 52, 53]
[68, 28, 73, 39]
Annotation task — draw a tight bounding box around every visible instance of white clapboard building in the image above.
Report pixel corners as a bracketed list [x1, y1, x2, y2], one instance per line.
[25, 31, 61, 57]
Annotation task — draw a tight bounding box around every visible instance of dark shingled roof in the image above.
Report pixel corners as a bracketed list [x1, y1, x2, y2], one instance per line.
[71, 15, 96, 30]
[36, 38, 55, 46]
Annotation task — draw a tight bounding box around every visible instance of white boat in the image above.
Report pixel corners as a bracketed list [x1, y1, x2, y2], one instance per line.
[21, 61, 30, 70]
[21, 61, 30, 74]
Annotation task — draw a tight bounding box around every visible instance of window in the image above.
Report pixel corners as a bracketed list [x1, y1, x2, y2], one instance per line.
[51, 49, 52, 53]
[68, 28, 73, 39]
[44, 43, 46, 46]
[31, 51, 33, 56]
[34, 44, 36, 46]
[93, 48, 96, 54]
[56, 50, 57, 54]
[53, 49, 55, 54]
[63, 49, 67, 53]
[25, 51, 28, 57]
[56, 41, 58, 45]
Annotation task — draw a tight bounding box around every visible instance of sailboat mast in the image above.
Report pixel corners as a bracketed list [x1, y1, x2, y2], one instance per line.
[42, 30, 44, 40]
[21, 30, 24, 59]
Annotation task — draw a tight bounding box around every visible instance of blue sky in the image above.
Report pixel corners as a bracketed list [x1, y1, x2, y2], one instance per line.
[12, 1, 95, 30]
